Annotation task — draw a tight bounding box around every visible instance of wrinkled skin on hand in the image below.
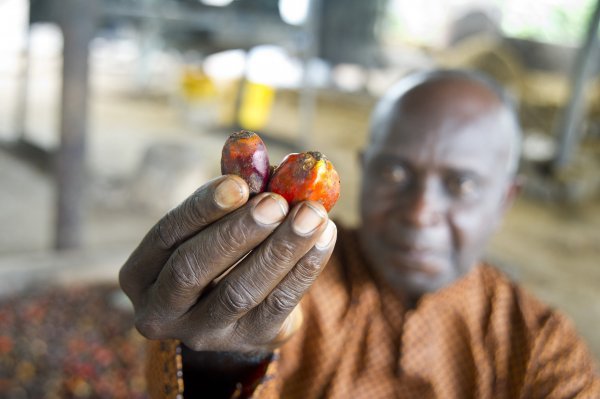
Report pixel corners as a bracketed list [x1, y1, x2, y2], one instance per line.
[119, 175, 337, 357]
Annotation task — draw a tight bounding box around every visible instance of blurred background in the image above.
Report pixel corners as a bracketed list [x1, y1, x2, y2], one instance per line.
[0, 0, 599, 396]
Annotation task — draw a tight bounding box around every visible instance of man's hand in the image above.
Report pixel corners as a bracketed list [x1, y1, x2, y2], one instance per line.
[119, 175, 337, 355]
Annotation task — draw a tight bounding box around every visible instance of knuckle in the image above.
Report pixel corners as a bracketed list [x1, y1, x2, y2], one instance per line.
[211, 230, 239, 258]
[153, 188, 216, 251]
[168, 247, 206, 290]
[135, 315, 167, 340]
[264, 240, 296, 267]
[182, 336, 209, 352]
[210, 220, 251, 258]
[266, 289, 297, 314]
[294, 257, 322, 282]
[118, 266, 133, 295]
[231, 323, 258, 347]
[182, 196, 211, 228]
[218, 280, 257, 315]
[154, 212, 181, 250]
[118, 265, 143, 305]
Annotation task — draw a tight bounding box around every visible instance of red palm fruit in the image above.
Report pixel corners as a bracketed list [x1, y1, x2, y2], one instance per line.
[267, 151, 340, 212]
[221, 130, 270, 195]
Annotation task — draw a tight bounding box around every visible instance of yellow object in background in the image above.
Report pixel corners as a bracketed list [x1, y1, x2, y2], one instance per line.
[239, 81, 275, 131]
[216, 80, 240, 126]
[180, 67, 217, 101]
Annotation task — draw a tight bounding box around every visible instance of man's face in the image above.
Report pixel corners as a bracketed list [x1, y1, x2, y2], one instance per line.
[358, 79, 517, 299]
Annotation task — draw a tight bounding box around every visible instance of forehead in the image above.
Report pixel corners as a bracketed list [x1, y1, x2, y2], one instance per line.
[369, 78, 514, 174]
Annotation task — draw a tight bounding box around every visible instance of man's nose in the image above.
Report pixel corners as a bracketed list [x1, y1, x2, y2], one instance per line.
[401, 178, 445, 227]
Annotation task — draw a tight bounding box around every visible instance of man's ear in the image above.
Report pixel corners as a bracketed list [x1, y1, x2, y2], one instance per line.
[492, 175, 523, 231]
[501, 174, 525, 212]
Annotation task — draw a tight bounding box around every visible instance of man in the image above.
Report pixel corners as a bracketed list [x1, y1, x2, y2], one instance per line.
[119, 69, 600, 398]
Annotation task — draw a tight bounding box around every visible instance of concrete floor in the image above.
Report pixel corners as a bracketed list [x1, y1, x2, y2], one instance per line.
[0, 54, 599, 362]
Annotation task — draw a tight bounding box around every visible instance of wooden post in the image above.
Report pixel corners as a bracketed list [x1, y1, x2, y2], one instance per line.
[14, 28, 30, 142]
[553, 0, 600, 172]
[54, 0, 97, 250]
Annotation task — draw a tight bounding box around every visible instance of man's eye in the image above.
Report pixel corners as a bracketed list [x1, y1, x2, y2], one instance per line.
[380, 164, 408, 184]
[447, 175, 479, 198]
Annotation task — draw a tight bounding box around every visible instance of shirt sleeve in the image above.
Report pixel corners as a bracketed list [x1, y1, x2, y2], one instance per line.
[145, 339, 282, 399]
[520, 312, 600, 398]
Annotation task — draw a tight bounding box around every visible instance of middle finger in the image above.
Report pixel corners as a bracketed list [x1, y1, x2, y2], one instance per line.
[191, 201, 329, 331]
[147, 192, 289, 318]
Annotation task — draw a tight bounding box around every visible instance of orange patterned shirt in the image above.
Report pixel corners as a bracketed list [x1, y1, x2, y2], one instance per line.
[147, 228, 600, 398]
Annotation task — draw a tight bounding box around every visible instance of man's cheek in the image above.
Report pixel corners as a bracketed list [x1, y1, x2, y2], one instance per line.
[452, 212, 494, 260]
[362, 199, 390, 222]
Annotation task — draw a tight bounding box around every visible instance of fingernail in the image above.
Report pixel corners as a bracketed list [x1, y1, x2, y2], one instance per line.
[316, 220, 336, 249]
[253, 194, 288, 225]
[214, 178, 245, 209]
[293, 203, 326, 235]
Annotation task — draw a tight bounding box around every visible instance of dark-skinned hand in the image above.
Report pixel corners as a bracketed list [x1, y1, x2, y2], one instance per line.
[119, 175, 337, 373]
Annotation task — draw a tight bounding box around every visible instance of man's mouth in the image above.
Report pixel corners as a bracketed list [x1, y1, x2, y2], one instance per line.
[389, 246, 448, 277]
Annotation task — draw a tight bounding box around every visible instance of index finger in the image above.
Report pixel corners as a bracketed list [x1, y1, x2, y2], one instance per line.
[120, 175, 249, 300]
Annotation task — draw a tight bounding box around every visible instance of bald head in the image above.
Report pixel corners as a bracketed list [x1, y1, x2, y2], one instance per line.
[370, 70, 522, 176]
